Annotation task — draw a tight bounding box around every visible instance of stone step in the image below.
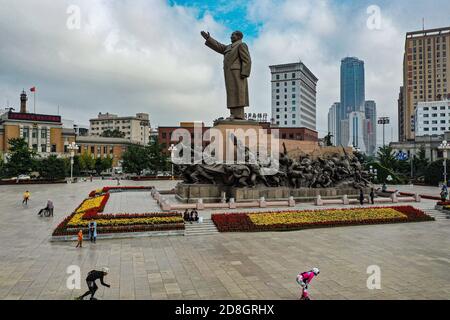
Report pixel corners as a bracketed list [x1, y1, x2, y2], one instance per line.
[424, 209, 450, 220]
[184, 220, 219, 236]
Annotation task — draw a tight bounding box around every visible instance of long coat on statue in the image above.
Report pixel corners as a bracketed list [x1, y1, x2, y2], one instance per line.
[205, 36, 251, 109]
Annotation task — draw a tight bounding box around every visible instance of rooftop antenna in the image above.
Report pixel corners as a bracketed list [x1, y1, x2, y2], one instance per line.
[422, 18, 425, 31]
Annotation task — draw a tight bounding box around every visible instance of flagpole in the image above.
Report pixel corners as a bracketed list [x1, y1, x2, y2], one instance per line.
[34, 91, 36, 114]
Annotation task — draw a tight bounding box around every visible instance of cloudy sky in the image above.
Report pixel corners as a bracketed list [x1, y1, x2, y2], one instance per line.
[1, 0, 449, 145]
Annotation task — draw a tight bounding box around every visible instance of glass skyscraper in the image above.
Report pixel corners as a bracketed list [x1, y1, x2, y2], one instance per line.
[340, 57, 365, 120]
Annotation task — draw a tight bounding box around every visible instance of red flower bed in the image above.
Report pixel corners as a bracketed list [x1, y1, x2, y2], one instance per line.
[53, 223, 185, 236]
[82, 212, 181, 220]
[82, 193, 110, 219]
[88, 186, 154, 198]
[211, 206, 434, 233]
[102, 186, 154, 193]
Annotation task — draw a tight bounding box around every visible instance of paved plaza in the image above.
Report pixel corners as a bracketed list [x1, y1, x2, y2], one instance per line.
[0, 180, 449, 300]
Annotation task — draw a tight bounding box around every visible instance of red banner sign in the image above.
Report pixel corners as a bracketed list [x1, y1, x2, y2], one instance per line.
[8, 112, 61, 123]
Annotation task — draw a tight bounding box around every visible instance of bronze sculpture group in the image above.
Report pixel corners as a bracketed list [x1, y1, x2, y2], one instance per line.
[176, 143, 371, 190]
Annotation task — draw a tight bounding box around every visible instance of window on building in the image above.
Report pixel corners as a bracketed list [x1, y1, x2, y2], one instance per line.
[41, 130, 47, 139]
[22, 127, 29, 139]
[51, 144, 57, 153]
[292, 120, 296, 125]
[91, 146, 95, 154]
[276, 75, 280, 80]
[41, 144, 46, 153]
[424, 128, 429, 131]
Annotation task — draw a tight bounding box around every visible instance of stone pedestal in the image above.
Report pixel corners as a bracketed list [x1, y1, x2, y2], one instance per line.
[175, 183, 369, 203]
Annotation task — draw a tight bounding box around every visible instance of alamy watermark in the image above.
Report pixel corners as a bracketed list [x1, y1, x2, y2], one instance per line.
[366, 265, 381, 290]
[66, 265, 81, 290]
[366, 5, 382, 30]
[66, 5, 81, 30]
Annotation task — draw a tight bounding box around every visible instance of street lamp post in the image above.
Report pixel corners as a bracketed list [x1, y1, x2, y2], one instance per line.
[438, 140, 450, 187]
[67, 142, 79, 183]
[168, 144, 177, 180]
[377, 117, 390, 147]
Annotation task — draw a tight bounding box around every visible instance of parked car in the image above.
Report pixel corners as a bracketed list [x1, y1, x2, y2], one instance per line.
[17, 174, 31, 180]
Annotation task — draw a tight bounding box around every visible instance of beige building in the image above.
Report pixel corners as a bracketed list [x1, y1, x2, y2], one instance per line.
[75, 136, 137, 167]
[0, 91, 75, 155]
[401, 26, 450, 141]
[89, 112, 150, 145]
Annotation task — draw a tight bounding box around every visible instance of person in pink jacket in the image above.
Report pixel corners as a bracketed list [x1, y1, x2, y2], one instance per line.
[296, 267, 320, 300]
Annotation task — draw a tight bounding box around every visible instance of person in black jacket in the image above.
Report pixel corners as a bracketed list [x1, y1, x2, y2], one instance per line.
[359, 189, 365, 206]
[76, 267, 110, 300]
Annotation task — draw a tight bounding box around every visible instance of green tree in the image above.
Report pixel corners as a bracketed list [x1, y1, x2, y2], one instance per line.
[101, 129, 125, 138]
[94, 156, 113, 175]
[79, 152, 95, 173]
[376, 145, 398, 169]
[148, 139, 169, 174]
[424, 159, 450, 186]
[38, 155, 66, 180]
[102, 156, 113, 172]
[3, 138, 36, 178]
[122, 145, 149, 175]
[413, 145, 429, 178]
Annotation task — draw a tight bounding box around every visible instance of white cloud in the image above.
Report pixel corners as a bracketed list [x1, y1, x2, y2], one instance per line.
[0, 0, 449, 147]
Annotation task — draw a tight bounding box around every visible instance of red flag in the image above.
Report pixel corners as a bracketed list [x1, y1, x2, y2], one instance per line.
[30, 87, 36, 92]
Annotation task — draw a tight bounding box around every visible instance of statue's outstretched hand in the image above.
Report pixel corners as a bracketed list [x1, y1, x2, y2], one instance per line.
[201, 31, 210, 40]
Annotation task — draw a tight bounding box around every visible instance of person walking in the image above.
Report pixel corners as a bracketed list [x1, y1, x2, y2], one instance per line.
[76, 230, 83, 248]
[22, 190, 30, 205]
[359, 189, 365, 206]
[46, 200, 54, 216]
[88, 221, 97, 243]
[369, 188, 375, 205]
[75, 268, 111, 300]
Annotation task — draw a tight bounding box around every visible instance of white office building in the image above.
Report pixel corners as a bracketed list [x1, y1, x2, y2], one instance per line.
[415, 100, 450, 136]
[269, 62, 318, 130]
[90, 112, 151, 145]
[347, 111, 367, 153]
[327, 102, 339, 145]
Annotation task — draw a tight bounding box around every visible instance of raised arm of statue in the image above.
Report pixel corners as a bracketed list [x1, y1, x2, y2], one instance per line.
[238, 43, 251, 78]
[204, 34, 227, 55]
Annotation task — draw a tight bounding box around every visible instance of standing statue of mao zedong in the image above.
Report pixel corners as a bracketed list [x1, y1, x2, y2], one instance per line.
[201, 30, 252, 120]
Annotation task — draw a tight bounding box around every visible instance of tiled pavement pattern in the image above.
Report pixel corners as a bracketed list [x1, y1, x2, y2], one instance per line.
[103, 192, 158, 214]
[0, 180, 449, 300]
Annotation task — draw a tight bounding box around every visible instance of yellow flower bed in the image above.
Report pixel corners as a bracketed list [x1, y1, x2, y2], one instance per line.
[67, 214, 183, 227]
[76, 195, 106, 213]
[248, 208, 407, 226]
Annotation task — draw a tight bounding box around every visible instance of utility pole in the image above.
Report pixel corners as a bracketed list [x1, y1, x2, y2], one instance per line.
[378, 117, 390, 147]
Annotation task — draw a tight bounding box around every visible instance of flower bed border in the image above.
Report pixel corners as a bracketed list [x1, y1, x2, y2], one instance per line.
[211, 206, 434, 233]
[53, 187, 184, 238]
